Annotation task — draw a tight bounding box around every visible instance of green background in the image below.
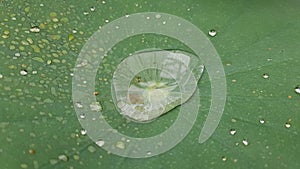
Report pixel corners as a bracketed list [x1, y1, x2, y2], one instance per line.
[0, 0, 299, 169]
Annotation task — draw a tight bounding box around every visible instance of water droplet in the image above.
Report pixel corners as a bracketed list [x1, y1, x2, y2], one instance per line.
[29, 26, 40, 33]
[229, 129, 236, 135]
[146, 151, 152, 155]
[20, 70, 28, 76]
[115, 141, 125, 149]
[90, 7, 96, 12]
[88, 146, 96, 153]
[155, 14, 161, 19]
[221, 156, 227, 162]
[259, 119, 265, 124]
[75, 102, 83, 108]
[90, 102, 102, 111]
[208, 29, 217, 37]
[72, 29, 77, 34]
[96, 139, 105, 147]
[294, 86, 300, 94]
[162, 21, 166, 24]
[79, 113, 86, 119]
[58, 154, 69, 162]
[20, 164, 28, 169]
[80, 129, 87, 136]
[284, 122, 291, 128]
[28, 149, 35, 155]
[0, 74, 3, 79]
[15, 53, 21, 57]
[105, 19, 109, 23]
[262, 73, 269, 79]
[83, 11, 89, 15]
[242, 139, 249, 146]
[102, 0, 106, 4]
[32, 70, 38, 75]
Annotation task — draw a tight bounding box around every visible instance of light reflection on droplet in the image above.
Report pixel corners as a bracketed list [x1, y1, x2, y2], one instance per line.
[259, 119, 265, 124]
[262, 73, 269, 79]
[229, 129, 236, 135]
[284, 122, 291, 129]
[80, 129, 87, 136]
[208, 29, 217, 37]
[295, 86, 300, 94]
[242, 139, 249, 146]
[20, 70, 28, 76]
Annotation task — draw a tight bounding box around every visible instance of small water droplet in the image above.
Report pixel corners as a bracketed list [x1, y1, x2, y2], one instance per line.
[72, 29, 77, 34]
[146, 151, 152, 155]
[221, 156, 227, 162]
[75, 102, 83, 108]
[155, 14, 161, 19]
[0, 74, 3, 79]
[242, 139, 249, 146]
[90, 7, 96, 12]
[29, 26, 40, 33]
[102, 0, 106, 4]
[28, 149, 35, 155]
[83, 11, 89, 15]
[208, 29, 217, 37]
[162, 21, 166, 24]
[90, 102, 102, 111]
[229, 129, 236, 135]
[20, 70, 28, 76]
[115, 141, 125, 149]
[105, 19, 109, 23]
[294, 86, 300, 94]
[284, 122, 291, 128]
[259, 119, 265, 124]
[58, 154, 69, 162]
[88, 146, 96, 153]
[262, 73, 269, 79]
[96, 139, 105, 147]
[79, 113, 86, 119]
[80, 129, 87, 136]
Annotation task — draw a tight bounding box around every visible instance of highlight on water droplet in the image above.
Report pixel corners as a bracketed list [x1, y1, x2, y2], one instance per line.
[295, 86, 300, 94]
[208, 29, 217, 37]
[262, 73, 269, 79]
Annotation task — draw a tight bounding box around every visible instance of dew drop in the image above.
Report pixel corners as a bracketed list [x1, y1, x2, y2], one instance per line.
[259, 119, 265, 124]
[29, 26, 40, 33]
[79, 113, 86, 119]
[80, 129, 87, 136]
[0, 74, 3, 79]
[75, 102, 83, 108]
[221, 156, 227, 162]
[294, 86, 300, 94]
[155, 14, 161, 19]
[146, 151, 152, 155]
[20, 70, 28, 76]
[96, 139, 105, 147]
[229, 129, 236, 135]
[105, 19, 109, 23]
[262, 73, 269, 79]
[83, 11, 89, 15]
[115, 141, 125, 149]
[90, 7, 96, 12]
[284, 122, 291, 129]
[58, 154, 69, 162]
[88, 146, 96, 153]
[242, 139, 249, 146]
[208, 29, 217, 37]
[89, 102, 102, 111]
